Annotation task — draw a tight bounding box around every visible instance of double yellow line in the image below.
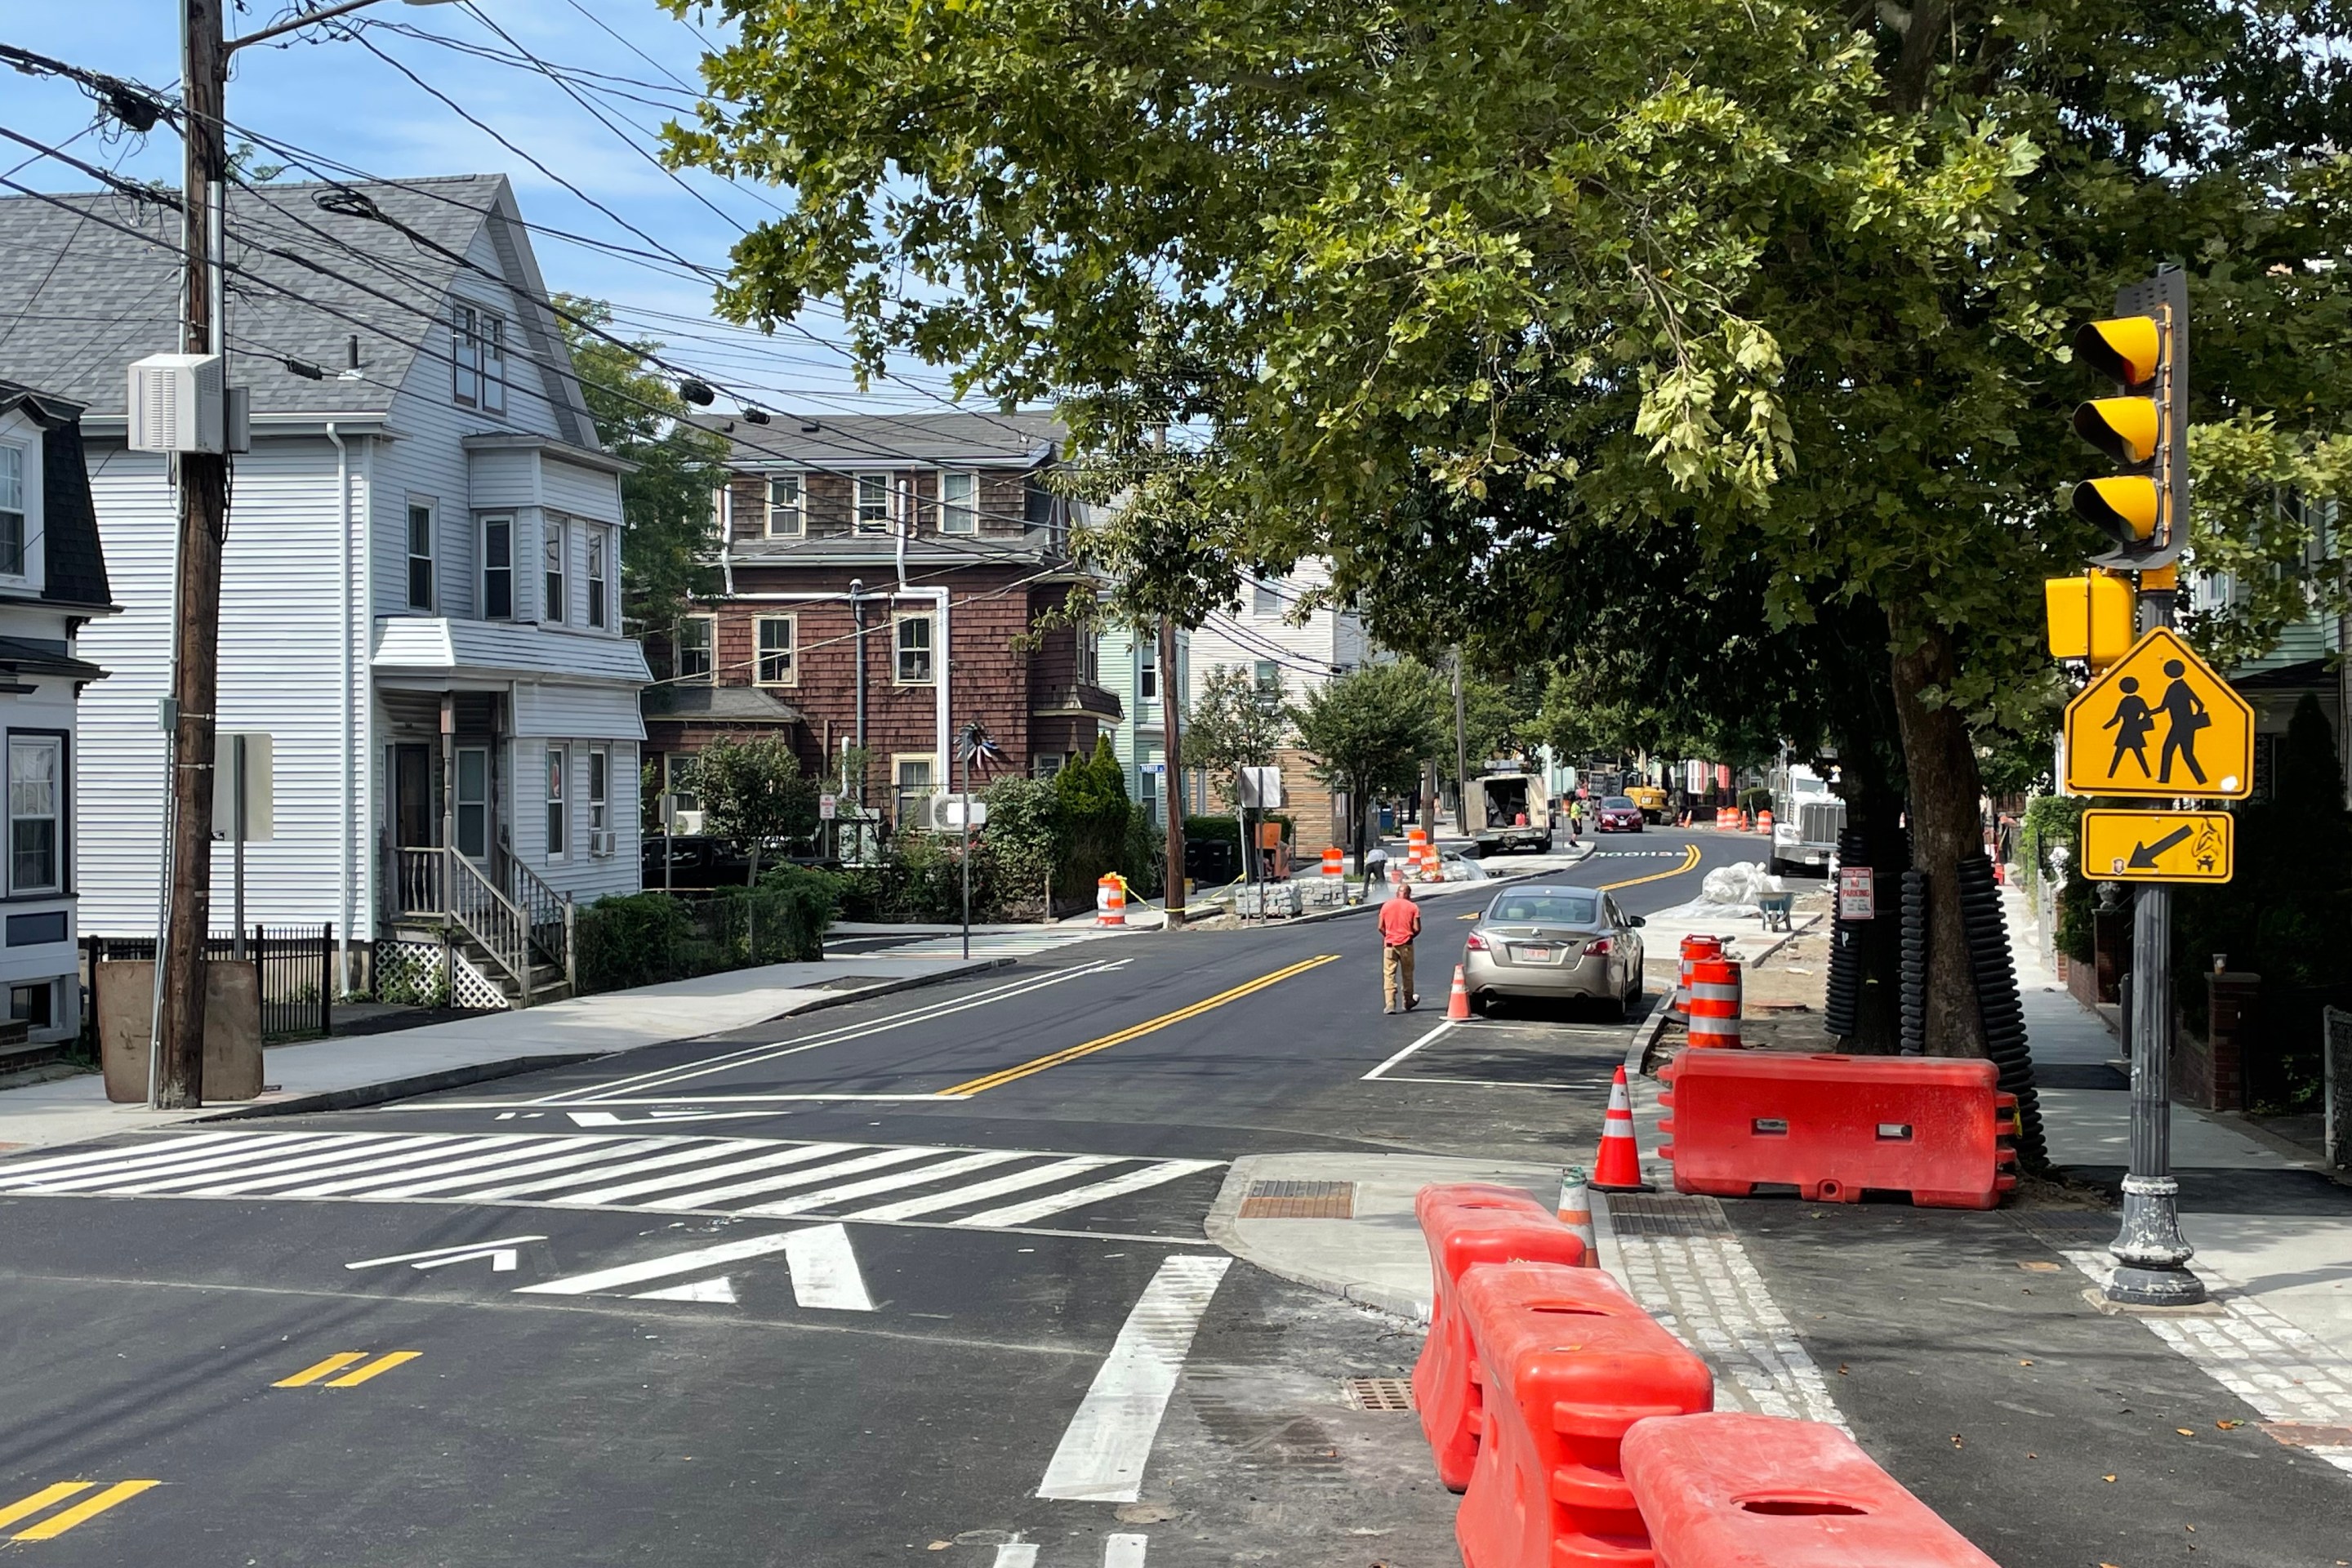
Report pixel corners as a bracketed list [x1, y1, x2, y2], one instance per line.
[1600, 843, 1702, 893]
[943, 954, 1341, 1095]
[0, 1481, 160, 1542]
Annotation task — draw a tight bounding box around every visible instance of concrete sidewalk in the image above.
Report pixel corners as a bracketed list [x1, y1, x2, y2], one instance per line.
[0, 954, 1007, 1156]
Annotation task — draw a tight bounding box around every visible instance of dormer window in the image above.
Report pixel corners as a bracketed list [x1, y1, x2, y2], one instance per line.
[452, 303, 506, 414]
[0, 444, 23, 577]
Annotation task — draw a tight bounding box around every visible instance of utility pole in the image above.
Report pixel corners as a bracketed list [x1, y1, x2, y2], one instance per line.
[1450, 648, 1471, 830]
[1160, 615, 1185, 924]
[154, 0, 229, 1108]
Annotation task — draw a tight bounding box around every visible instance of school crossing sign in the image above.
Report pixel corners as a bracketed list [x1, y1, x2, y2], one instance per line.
[2062, 627, 2252, 800]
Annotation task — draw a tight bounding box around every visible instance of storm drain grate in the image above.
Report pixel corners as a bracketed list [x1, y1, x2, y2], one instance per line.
[1240, 1179, 1355, 1219]
[1606, 1192, 1732, 1238]
[1341, 1376, 1416, 1412]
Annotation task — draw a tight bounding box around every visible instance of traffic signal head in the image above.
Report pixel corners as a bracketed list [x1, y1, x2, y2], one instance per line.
[2072, 396, 2160, 466]
[2074, 317, 2161, 386]
[2072, 474, 2158, 549]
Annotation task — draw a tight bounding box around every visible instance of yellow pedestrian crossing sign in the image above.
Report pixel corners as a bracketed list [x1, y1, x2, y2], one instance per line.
[2063, 626, 2252, 798]
[2081, 809, 2234, 884]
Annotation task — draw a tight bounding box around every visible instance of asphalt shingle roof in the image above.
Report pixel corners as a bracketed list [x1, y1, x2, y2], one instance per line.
[0, 174, 520, 419]
[693, 410, 1065, 469]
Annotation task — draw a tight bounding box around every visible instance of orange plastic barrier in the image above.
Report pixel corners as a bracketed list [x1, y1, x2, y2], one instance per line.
[1658, 1051, 2020, 1209]
[1455, 1263, 1713, 1568]
[1620, 1412, 2002, 1567]
[1755, 809, 1774, 835]
[1410, 1185, 1590, 1491]
[1685, 956, 1741, 1049]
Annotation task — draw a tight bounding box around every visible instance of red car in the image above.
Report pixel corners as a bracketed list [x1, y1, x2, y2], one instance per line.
[1595, 795, 1646, 832]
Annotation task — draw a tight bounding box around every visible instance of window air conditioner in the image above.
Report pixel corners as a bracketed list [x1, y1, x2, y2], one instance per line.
[129, 354, 225, 454]
[589, 827, 616, 858]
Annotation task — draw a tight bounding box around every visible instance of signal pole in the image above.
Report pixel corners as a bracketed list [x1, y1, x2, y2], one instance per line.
[1160, 616, 1185, 924]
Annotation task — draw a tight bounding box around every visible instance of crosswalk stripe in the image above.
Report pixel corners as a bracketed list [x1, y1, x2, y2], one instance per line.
[323, 1138, 680, 1200]
[783, 1223, 872, 1310]
[457, 1138, 771, 1202]
[648, 1146, 953, 1213]
[958, 1160, 1221, 1229]
[20, 1133, 370, 1192]
[558, 1141, 861, 1207]
[844, 1155, 1117, 1223]
[740, 1150, 1029, 1218]
[187, 1135, 531, 1196]
[0, 1132, 250, 1183]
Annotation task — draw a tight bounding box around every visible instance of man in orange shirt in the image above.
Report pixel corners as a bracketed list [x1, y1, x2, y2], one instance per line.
[1379, 881, 1422, 1013]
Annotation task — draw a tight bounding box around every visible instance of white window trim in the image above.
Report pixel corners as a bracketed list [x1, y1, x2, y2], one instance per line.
[0, 443, 29, 585]
[586, 526, 608, 630]
[405, 497, 436, 614]
[938, 470, 978, 535]
[541, 516, 568, 626]
[588, 744, 611, 856]
[893, 753, 938, 823]
[481, 313, 506, 416]
[545, 743, 570, 863]
[766, 473, 805, 539]
[452, 303, 479, 408]
[853, 471, 895, 535]
[675, 613, 716, 684]
[480, 514, 514, 621]
[893, 610, 936, 686]
[7, 732, 64, 898]
[754, 613, 799, 687]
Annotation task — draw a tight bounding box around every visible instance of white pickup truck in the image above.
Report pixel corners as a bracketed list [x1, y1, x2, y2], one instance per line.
[1464, 770, 1554, 855]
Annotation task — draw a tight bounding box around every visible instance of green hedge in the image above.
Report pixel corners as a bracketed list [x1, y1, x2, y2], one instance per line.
[575, 865, 838, 995]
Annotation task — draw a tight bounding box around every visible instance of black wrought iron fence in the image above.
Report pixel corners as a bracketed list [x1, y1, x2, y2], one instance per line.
[83, 924, 333, 1042]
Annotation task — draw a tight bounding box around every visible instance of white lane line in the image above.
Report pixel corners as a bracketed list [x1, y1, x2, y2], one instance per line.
[639, 1146, 944, 1212]
[959, 1161, 1220, 1230]
[556, 1142, 859, 1206]
[516, 1231, 804, 1296]
[329, 1137, 688, 1200]
[1104, 1535, 1148, 1568]
[738, 1151, 1030, 1218]
[783, 1223, 874, 1311]
[991, 1545, 1038, 1568]
[1036, 1254, 1232, 1502]
[457, 1139, 769, 1201]
[17, 1133, 383, 1192]
[1361, 1020, 1456, 1081]
[0, 1131, 253, 1182]
[185, 1135, 517, 1196]
[844, 1155, 1117, 1223]
[528, 960, 1126, 1104]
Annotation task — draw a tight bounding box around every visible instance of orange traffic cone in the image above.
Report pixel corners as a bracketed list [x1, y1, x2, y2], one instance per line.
[1591, 1065, 1649, 1192]
[1557, 1166, 1599, 1266]
[1446, 964, 1472, 1021]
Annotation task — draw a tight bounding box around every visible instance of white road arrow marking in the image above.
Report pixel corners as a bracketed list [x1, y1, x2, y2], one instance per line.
[564, 1110, 784, 1128]
[345, 1236, 549, 1273]
[515, 1225, 875, 1310]
[784, 1223, 872, 1311]
[633, 1276, 738, 1304]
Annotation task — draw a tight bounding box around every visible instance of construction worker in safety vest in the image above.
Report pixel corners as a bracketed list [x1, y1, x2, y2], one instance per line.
[1379, 880, 1422, 1013]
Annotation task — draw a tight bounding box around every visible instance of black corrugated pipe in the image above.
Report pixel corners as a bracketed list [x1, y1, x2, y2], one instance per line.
[1956, 851, 2047, 1172]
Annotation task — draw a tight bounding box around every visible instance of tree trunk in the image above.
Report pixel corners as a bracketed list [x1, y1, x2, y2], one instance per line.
[1885, 603, 1988, 1058]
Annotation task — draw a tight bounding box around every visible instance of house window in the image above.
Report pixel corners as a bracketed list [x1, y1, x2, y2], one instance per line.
[1140, 759, 1163, 825]
[8, 981, 52, 1031]
[1138, 638, 1158, 702]
[589, 746, 610, 854]
[1032, 753, 1068, 781]
[1253, 579, 1281, 616]
[405, 501, 435, 612]
[855, 472, 894, 533]
[940, 471, 978, 535]
[543, 519, 568, 624]
[7, 735, 61, 895]
[894, 612, 935, 685]
[545, 745, 569, 861]
[755, 615, 797, 685]
[0, 445, 24, 577]
[675, 615, 715, 683]
[455, 746, 489, 860]
[481, 517, 514, 619]
[767, 474, 804, 538]
[1254, 660, 1280, 693]
[452, 304, 505, 412]
[586, 528, 608, 630]
[664, 753, 701, 817]
[893, 755, 936, 825]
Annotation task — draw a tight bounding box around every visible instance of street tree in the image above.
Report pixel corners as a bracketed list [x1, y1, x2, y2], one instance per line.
[1183, 666, 1291, 810]
[1294, 662, 1446, 864]
[692, 734, 819, 885]
[555, 295, 731, 639]
[668, 0, 2352, 1054]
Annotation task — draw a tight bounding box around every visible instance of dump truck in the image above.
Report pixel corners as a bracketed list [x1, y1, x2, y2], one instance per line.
[1463, 769, 1554, 855]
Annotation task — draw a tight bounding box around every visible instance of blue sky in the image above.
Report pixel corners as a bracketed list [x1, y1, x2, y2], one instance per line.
[4, 0, 964, 412]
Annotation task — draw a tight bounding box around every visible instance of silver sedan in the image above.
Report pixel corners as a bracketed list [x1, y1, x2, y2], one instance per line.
[1460, 885, 1646, 1018]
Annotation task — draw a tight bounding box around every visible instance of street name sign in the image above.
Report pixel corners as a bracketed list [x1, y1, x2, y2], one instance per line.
[2081, 808, 2234, 884]
[2062, 626, 2252, 798]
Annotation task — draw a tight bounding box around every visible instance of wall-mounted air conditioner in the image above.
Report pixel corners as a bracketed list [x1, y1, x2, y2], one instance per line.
[127, 355, 251, 455]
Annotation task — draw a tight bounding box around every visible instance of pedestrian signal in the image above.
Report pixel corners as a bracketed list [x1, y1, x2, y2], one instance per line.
[2068, 270, 2187, 572]
[2061, 626, 2252, 799]
[2043, 570, 2135, 666]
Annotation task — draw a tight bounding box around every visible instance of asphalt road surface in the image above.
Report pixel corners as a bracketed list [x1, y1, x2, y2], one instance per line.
[0, 828, 1750, 1568]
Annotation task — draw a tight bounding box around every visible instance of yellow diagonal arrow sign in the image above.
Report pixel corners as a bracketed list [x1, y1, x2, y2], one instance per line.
[2081, 809, 2234, 884]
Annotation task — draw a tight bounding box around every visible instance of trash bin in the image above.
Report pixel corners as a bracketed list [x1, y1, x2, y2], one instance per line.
[1184, 837, 1237, 886]
[96, 959, 264, 1103]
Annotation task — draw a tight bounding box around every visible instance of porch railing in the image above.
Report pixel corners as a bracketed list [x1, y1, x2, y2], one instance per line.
[389, 843, 570, 1005]
[503, 844, 578, 996]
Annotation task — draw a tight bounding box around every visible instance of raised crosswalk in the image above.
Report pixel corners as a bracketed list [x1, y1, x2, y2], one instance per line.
[0, 1132, 1220, 1232]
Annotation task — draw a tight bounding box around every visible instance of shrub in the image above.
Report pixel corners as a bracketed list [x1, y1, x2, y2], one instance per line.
[572, 866, 838, 995]
[1739, 786, 1772, 818]
[574, 892, 697, 993]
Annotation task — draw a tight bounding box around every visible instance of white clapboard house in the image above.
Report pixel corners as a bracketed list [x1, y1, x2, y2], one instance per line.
[0, 384, 116, 1049]
[0, 175, 648, 1006]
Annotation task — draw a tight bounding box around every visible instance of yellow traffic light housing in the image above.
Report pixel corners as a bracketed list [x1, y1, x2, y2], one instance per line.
[2066, 269, 2187, 573]
[2073, 474, 2159, 546]
[2073, 396, 2161, 466]
[2044, 570, 2136, 666]
[2074, 317, 2161, 386]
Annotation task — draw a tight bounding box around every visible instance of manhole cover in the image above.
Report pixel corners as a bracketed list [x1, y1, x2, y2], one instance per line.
[1341, 1376, 1415, 1412]
[1241, 1179, 1355, 1219]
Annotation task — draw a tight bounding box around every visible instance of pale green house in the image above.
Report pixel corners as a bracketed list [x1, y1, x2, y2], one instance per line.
[1097, 621, 1199, 825]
